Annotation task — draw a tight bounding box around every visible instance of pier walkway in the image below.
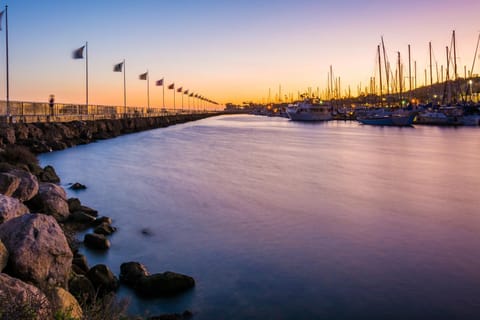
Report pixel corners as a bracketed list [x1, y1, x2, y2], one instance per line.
[0, 100, 221, 124]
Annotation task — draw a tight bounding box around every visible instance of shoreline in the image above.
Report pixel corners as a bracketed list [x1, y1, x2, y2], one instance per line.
[0, 114, 212, 319]
[0, 112, 225, 154]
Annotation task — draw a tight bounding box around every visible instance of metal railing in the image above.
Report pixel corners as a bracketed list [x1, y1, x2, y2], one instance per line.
[0, 100, 220, 124]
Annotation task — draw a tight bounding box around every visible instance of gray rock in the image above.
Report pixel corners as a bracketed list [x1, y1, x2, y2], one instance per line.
[0, 273, 51, 319]
[27, 183, 69, 221]
[0, 194, 30, 224]
[0, 240, 8, 272]
[84, 233, 110, 250]
[0, 213, 73, 289]
[86, 264, 119, 296]
[10, 169, 39, 202]
[0, 172, 20, 196]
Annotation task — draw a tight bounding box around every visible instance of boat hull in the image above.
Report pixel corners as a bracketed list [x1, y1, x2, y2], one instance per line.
[357, 112, 416, 126]
[286, 112, 332, 121]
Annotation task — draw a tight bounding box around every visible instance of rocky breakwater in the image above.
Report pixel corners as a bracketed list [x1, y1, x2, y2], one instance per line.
[0, 145, 196, 319]
[0, 113, 222, 153]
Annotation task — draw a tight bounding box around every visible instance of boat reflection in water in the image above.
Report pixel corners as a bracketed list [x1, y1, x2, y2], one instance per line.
[286, 98, 333, 121]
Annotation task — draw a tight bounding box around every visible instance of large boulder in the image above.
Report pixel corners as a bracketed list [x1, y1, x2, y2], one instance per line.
[137, 271, 195, 297]
[10, 169, 39, 202]
[49, 287, 83, 320]
[27, 183, 70, 221]
[0, 240, 8, 272]
[0, 273, 51, 319]
[0, 194, 30, 224]
[0, 172, 20, 196]
[0, 214, 73, 289]
[86, 264, 119, 297]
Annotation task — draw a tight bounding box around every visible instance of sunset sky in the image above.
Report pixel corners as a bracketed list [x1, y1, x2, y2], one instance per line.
[0, 0, 479, 108]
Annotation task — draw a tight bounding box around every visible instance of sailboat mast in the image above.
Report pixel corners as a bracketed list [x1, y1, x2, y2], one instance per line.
[408, 44, 412, 93]
[470, 32, 480, 77]
[453, 30, 458, 80]
[429, 42, 433, 87]
[381, 36, 390, 96]
[398, 51, 402, 99]
[378, 45, 383, 106]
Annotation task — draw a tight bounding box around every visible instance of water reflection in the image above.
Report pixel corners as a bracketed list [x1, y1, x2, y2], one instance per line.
[40, 115, 480, 319]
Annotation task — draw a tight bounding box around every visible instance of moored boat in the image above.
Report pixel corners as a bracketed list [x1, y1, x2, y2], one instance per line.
[357, 109, 417, 126]
[286, 99, 333, 121]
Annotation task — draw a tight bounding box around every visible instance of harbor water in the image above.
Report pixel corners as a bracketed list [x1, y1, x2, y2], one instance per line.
[39, 115, 480, 319]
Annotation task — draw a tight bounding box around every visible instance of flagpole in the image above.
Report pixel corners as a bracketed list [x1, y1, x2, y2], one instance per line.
[147, 70, 150, 110]
[85, 41, 89, 107]
[162, 78, 165, 109]
[5, 5, 9, 117]
[123, 59, 126, 116]
[181, 91, 184, 111]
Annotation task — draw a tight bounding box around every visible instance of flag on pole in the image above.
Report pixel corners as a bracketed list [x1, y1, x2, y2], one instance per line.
[113, 62, 124, 72]
[139, 72, 148, 80]
[72, 46, 85, 59]
[177, 87, 183, 93]
[0, 10, 4, 31]
[168, 83, 175, 89]
[156, 79, 164, 86]
[184, 90, 189, 95]
[189, 93, 194, 97]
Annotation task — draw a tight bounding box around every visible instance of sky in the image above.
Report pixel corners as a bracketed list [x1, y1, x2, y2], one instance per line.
[0, 0, 479, 108]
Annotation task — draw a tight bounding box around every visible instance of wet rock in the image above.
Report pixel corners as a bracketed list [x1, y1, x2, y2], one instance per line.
[119, 261, 149, 287]
[0, 239, 8, 272]
[92, 216, 112, 226]
[0, 194, 30, 224]
[94, 222, 117, 235]
[70, 211, 97, 224]
[38, 165, 60, 183]
[141, 227, 153, 236]
[86, 264, 119, 296]
[68, 273, 95, 303]
[148, 310, 194, 320]
[0, 273, 51, 320]
[49, 287, 83, 320]
[84, 233, 110, 250]
[137, 271, 195, 297]
[0, 213, 73, 289]
[67, 197, 82, 212]
[72, 253, 89, 274]
[10, 169, 39, 202]
[70, 182, 87, 190]
[26, 182, 70, 222]
[0, 172, 20, 196]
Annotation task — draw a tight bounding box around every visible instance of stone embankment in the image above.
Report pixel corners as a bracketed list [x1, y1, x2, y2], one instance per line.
[0, 113, 208, 319]
[0, 113, 223, 153]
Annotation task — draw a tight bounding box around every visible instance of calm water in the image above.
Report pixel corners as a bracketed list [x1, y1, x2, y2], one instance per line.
[39, 115, 480, 319]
